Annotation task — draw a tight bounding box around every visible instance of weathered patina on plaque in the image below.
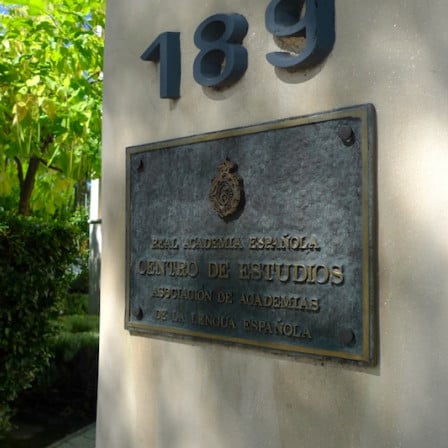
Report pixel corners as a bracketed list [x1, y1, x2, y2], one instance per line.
[125, 104, 376, 364]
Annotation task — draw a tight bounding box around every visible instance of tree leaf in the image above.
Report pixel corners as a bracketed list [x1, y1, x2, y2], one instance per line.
[25, 75, 41, 87]
[42, 98, 57, 120]
[12, 101, 29, 122]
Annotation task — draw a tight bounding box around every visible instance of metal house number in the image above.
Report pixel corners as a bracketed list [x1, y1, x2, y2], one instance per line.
[141, 0, 335, 98]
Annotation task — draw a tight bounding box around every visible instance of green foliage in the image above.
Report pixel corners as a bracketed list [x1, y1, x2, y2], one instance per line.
[53, 315, 99, 359]
[59, 293, 89, 315]
[59, 313, 98, 334]
[0, 0, 105, 215]
[16, 314, 99, 425]
[0, 212, 79, 434]
[67, 208, 89, 293]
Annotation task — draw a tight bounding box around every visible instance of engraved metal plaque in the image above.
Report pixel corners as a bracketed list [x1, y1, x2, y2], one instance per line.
[126, 104, 376, 364]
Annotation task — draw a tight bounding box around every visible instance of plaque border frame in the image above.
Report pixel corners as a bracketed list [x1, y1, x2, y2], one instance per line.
[125, 104, 377, 365]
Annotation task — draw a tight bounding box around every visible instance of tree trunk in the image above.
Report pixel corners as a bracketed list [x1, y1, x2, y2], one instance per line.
[17, 155, 40, 216]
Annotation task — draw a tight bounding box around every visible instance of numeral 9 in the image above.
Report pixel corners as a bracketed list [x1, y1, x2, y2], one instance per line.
[265, 0, 335, 69]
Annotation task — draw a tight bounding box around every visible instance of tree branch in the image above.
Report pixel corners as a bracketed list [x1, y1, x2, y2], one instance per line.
[14, 157, 24, 188]
[18, 155, 40, 216]
[40, 134, 54, 152]
[38, 157, 63, 173]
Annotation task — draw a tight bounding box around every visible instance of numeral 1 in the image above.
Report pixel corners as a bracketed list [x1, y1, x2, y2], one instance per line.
[141, 32, 181, 99]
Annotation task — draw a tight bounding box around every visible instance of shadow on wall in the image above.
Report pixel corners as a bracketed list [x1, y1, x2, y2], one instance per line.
[89, 222, 101, 315]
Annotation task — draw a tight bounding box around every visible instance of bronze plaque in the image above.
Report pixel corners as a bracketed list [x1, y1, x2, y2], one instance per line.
[125, 104, 376, 364]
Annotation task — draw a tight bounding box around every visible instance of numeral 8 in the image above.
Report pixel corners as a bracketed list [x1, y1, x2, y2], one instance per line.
[193, 13, 249, 88]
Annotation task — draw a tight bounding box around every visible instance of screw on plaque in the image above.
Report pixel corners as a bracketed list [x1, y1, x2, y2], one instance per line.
[132, 306, 143, 320]
[339, 329, 355, 346]
[338, 126, 355, 146]
[137, 159, 144, 172]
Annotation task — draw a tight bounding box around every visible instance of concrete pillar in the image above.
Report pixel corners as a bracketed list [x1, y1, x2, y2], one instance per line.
[97, 1, 448, 446]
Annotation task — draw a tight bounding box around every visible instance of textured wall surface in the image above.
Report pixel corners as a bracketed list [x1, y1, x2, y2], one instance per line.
[98, 1, 448, 446]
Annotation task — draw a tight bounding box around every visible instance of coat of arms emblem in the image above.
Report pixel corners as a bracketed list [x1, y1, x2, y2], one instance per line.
[209, 159, 244, 220]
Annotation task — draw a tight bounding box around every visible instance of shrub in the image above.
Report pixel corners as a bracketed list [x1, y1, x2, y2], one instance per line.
[58, 293, 89, 315]
[68, 209, 90, 294]
[59, 314, 99, 335]
[0, 212, 78, 434]
[16, 315, 99, 424]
